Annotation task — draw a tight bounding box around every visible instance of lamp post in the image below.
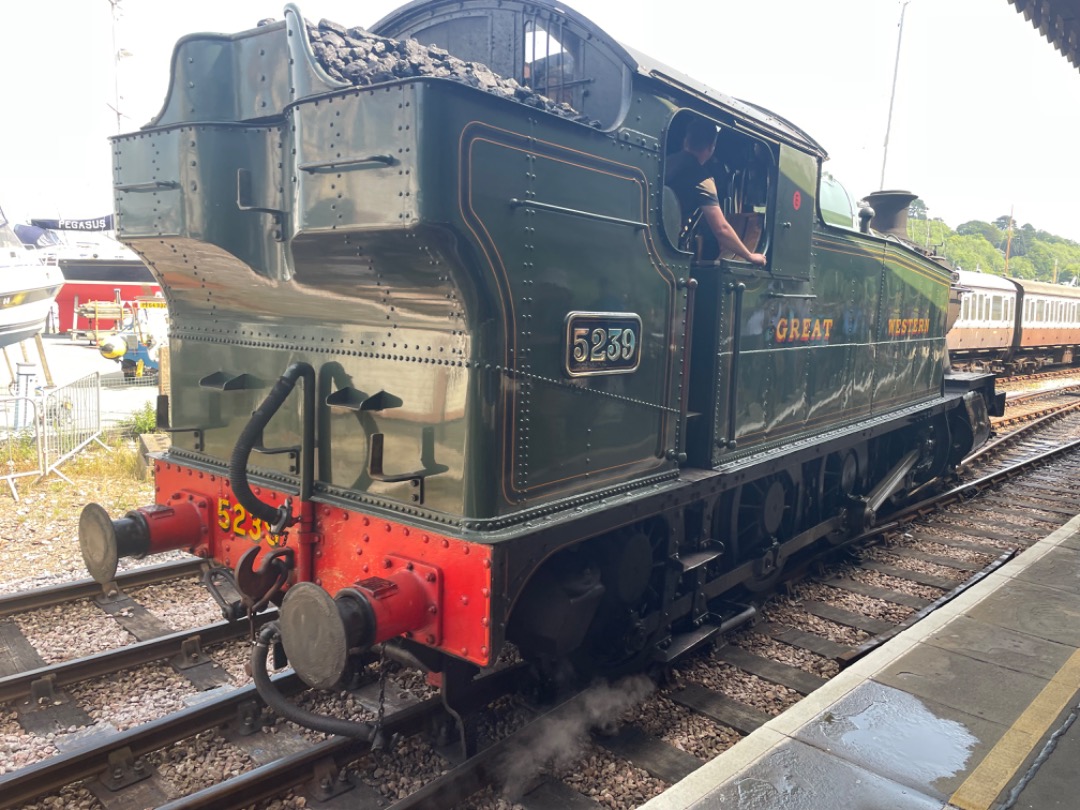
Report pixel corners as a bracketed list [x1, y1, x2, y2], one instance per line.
[880, 0, 911, 190]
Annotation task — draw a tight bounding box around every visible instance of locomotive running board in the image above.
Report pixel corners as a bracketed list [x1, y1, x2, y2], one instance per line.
[655, 623, 721, 663]
[655, 604, 757, 664]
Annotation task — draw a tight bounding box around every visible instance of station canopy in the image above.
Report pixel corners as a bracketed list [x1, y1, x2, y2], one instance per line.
[1007, 0, 1080, 71]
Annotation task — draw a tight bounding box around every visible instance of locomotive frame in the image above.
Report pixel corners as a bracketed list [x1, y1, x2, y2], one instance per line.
[79, 0, 1002, 740]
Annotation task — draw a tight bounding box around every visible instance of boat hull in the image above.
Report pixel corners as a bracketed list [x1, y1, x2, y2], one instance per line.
[56, 258, 160, 334]
[0, 274, 64, 349]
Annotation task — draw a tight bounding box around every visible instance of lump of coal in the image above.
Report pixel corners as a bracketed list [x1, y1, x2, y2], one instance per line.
[305, 17, 600, 127]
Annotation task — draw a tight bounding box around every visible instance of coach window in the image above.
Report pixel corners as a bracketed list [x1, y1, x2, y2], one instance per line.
[991, 295, 1003, 322]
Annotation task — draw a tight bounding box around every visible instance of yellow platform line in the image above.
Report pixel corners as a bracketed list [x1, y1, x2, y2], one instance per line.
[949, 648, 1080, 809]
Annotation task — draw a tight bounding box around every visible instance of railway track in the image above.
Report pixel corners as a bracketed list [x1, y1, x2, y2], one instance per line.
[993, 381, 1080, 427]
[994, 366, 1080, 386]
[6, 386, 1080, 809]
[0, 558, 261, 709]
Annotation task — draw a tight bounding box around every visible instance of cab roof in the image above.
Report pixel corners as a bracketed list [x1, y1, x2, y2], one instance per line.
[373, 0, 826, 156]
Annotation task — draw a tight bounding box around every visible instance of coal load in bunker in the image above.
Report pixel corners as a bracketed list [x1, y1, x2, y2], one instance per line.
[79, 0, 1002, 741]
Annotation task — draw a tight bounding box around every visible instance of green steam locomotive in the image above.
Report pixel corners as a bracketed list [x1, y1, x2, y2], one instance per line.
[79, 0, 1001, 739]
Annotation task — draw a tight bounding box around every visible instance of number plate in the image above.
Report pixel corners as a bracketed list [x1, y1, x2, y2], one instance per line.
[217, 498, 286, 546]
[565, 312, 642, 377]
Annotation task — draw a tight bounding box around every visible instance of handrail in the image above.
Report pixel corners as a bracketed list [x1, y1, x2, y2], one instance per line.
[509, 198, 648, 230]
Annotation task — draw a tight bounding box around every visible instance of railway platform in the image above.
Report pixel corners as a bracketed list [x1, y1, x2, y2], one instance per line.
[643, 515, 1080, 810]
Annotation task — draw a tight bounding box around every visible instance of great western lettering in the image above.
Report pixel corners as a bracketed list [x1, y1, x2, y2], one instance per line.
[886, 317, 931, 337]
[775, 317, 833, 344]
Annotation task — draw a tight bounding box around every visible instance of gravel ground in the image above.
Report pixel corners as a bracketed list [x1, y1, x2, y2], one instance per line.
[0, 707, 59, 774]
[17, 785, 98, 810]
[680, 656, 801, 716]
[900, 536, 994, 565]
[759, 601, 867, 646]
[851, 568, 945, 600]
[949, 510, 1052, 531]
[0, 444, 156, 594]
[126, 577, 226, 630]
[862, 547, 967, 582]
[561, 746, 667, 809]
[628, 693, 738, 760]
[910, 523, 1016, 551]
[805, 581, 913, 624]
[69, 662, 197, 731]
[14, 600, 133, 663]
[732, 631, 840, 679]
[150, 730, 257, 799]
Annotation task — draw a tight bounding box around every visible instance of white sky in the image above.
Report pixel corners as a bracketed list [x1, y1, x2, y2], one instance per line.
[2, 0, 1077, 240]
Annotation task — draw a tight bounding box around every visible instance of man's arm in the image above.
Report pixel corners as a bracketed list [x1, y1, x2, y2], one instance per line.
[700, 205, 766, 266]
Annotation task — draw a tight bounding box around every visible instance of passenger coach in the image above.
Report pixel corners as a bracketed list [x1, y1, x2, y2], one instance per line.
[950, 269, 1080, 373]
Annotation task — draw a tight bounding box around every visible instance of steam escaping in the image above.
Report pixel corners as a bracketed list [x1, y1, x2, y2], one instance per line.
[496, 675, 655, 800]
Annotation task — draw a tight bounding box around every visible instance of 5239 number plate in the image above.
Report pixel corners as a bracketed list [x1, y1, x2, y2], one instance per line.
[217, 498, 286, 547]
[565, 312, 642, 377]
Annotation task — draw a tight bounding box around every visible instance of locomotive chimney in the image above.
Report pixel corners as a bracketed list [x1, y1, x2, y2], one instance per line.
[863, 190, 918, 239]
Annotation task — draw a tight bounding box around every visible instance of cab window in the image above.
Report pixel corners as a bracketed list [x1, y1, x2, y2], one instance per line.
[661, 110, 775, 261]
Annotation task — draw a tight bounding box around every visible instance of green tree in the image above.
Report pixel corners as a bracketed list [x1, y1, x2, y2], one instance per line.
[907, 218, 954, 253]
[945, 234, 1005, 275]
[956, 220, 1002, 245]
[1006, 256, 1036, 279]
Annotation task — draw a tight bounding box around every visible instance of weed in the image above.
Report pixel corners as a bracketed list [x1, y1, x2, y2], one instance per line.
[0, 431, 41, 474]
[117, 401, 157, 436]
[64, 439, 144, 483]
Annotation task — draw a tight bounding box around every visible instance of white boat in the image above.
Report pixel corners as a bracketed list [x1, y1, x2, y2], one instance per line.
[14, 217, 159, 336]
[0, 204, 63, 348]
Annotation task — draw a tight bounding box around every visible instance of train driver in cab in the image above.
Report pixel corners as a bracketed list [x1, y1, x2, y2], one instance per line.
[665, 117, 767, 266]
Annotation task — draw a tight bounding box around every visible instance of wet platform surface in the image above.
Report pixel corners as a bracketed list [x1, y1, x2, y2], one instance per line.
[643, 515, 1080, 810]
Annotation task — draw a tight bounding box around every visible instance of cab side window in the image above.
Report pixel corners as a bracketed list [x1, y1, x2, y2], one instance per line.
[661, 111, 775, 261]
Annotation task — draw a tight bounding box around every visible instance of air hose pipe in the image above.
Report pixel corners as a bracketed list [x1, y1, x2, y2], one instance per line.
[251, 623, 375, 739]
[229, 362, 315, 533]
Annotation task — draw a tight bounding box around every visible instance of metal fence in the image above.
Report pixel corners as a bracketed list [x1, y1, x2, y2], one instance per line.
[40, 373, 109, 481]
[0, 396, 42, 499]
[0, 372, 109, 499]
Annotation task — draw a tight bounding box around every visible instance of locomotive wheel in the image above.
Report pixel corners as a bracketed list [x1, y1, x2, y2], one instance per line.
[744, 542, 783, 593]
[912, 415, 952, 487]
[823, 450, 861, 545]
[724, 475, 795, 592]
[727, 476, 792, 555]
[569, 524, 670, 680]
